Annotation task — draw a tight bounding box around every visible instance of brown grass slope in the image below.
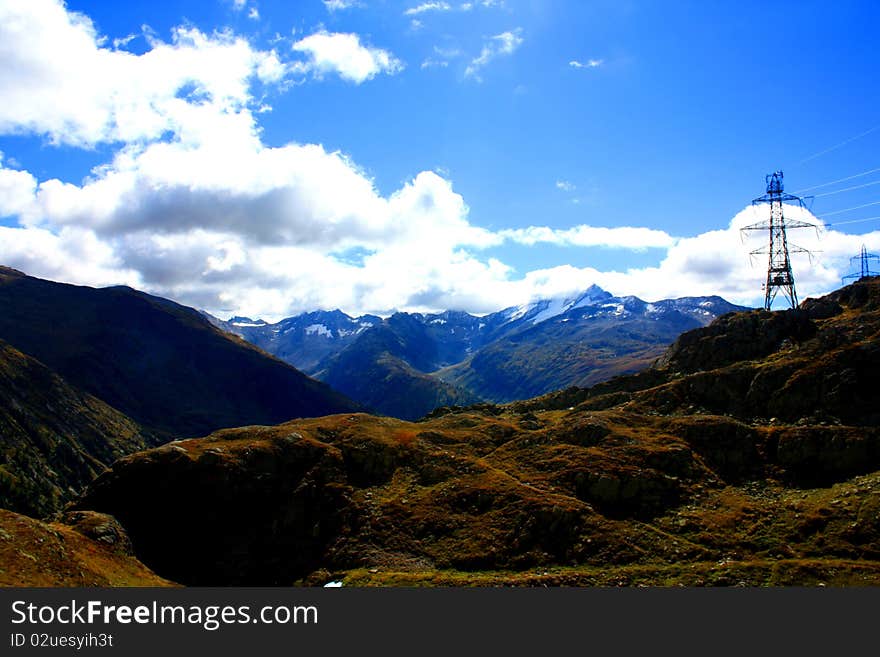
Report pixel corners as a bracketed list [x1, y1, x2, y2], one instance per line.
[0, 340, 157, 517]
[72, 278, 880, 586]
[0, 508, 174, 586]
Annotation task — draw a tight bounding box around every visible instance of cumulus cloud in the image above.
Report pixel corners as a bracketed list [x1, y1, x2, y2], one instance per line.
[0, 156, 37, 218]
[0, 0, 284, 147]
[465, 29, 523, 80]
[291, 31, 403, 83]
[0, 0, 874, 321]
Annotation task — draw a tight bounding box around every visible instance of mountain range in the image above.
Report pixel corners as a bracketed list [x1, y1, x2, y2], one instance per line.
[1, 265, 878, 586]
[210, 285, 747, 419]
[60, 276, 880, 586]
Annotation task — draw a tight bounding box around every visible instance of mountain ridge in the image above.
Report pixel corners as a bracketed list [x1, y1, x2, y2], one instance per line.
[209, 285, 748, 417]
[0, 267, 361, 439]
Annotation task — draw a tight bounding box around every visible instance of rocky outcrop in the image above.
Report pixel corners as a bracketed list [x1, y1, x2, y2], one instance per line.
[0, 508, 174, 587]
[74, 429, 351, 586]
[656, 309, 816, 374]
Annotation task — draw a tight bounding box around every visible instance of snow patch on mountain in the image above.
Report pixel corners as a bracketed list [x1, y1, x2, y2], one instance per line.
[305, 324, 332, 338]
[501, 284, 617, 327]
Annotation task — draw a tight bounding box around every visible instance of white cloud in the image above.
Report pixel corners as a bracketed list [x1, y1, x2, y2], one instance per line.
[323, 0, 360, 11]
[586, 204, 842, 307]
[404, 2, 452, 15]
[112, 33, 137, 50]
[248, 7, 259, 20]
[2, 137, 875, 318]
[570, 58, 603, 69]
[427, 45, 462, 69]
[405, 1, 494, 14]
[291, 31, 403, 84]
[0, 225, 139, 289]
[556, 180, 576, 192]
[500, 225, 676, 251]
[0, 0, 285, 147]
[0, 155, 37, 218]
[464, 29, 523, 80]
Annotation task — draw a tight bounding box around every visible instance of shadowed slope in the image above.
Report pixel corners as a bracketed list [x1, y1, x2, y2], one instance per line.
[0, 340, 156, 517]
[0, 267, 360, 438]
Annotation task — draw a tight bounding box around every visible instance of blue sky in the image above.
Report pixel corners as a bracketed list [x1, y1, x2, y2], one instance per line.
[1, 0, 879, 319]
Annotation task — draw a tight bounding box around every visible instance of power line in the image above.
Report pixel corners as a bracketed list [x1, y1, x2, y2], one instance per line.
[820, 199, 880, 218]
[795, 124, 880, 166]
[813, 178, 880, 198]
[793, 166, 880, 194]
[822, 214, 880, 228]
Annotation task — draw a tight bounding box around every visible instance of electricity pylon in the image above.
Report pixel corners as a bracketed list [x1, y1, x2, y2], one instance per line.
[741, 171, 818, 310]
[842, 244, 880, 283]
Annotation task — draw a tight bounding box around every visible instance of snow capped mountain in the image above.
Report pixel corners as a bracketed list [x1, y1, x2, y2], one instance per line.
[210, 309, 381, 375]
[206, 286, 749, 416]
[500, 284, 615, 326]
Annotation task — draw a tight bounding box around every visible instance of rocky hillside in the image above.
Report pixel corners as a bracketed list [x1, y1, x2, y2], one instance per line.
[0, 267, 360, 438]
[0, 508, 173, 586]
[70, 278, 880, 586]
[0, 340, 157, 517]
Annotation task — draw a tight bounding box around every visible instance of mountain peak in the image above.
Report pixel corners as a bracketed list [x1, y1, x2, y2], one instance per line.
[229, 316, 266, 327]
[571, 284, 613, 306]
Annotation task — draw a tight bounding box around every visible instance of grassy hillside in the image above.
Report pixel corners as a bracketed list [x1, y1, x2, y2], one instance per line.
[440, 314, 694, 402]
[0, 340, 156, 517]
[0, 508, 174, 586]
[0, 267, 360, 438]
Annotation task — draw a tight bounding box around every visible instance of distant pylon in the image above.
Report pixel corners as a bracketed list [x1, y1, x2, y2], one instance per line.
[741, 171, 818, 310]
[842, 244, 880, 283]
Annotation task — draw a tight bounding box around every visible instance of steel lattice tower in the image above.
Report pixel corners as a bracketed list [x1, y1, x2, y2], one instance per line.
[741, 171, 817, 310]
[842, 244, 880, 283]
